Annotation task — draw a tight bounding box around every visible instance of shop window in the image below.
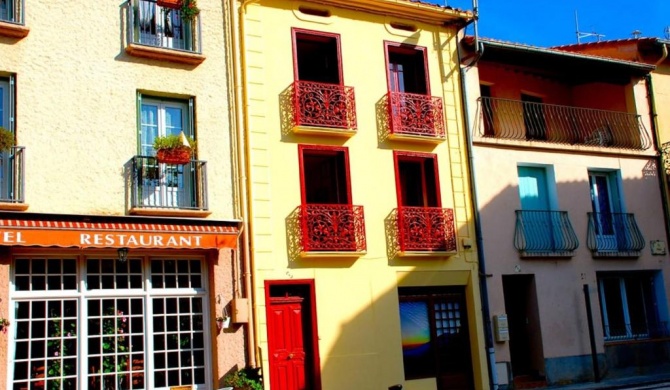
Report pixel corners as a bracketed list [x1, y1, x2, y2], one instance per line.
[597, 271, 670, 341]
[386, 43, 429, 94]
[293, 30, 342, 85]
[299, 145, 351, 205]
[10, 256, 210, 389]
[395, 152, 440, 208]
[398, 286, 474, 388]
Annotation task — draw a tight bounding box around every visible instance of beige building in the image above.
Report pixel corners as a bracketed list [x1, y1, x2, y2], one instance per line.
[0, 1, 249, 389]
[462, 37, 670, 387]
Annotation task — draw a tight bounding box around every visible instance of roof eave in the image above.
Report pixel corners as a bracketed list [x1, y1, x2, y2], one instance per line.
[303, 0, 473, 25]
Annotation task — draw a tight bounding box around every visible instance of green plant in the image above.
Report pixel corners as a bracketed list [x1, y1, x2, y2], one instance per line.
[180, 0, 200, 21]
[46, 314, 77, 389]
[222, 367, 263, 390]
[0, 317, 9, 334]
[0, 127, 15, 153]
[152, 133, 196, 152]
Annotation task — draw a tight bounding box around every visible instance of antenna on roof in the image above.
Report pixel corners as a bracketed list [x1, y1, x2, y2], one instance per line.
[575, 10, 605, 43]
[631, 30, 642, 39]
[665, 26, 670, 40]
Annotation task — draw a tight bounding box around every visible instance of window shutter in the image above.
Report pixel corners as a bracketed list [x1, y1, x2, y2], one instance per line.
[8, 75, 15, 133]
[188, 97, 195, 139]
[136, 92, 143, 155]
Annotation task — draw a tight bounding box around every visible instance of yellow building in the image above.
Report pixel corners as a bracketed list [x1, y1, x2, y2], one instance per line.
[232, 1, 489, 389]
[0, 1, 250, 389]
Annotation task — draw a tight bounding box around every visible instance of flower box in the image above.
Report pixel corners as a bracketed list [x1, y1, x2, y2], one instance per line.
[157, 0, 182, 9]
[156, 147, 191, 165]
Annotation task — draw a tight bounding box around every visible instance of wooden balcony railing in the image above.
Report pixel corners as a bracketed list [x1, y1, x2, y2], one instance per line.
[587, 212, 645, 257]
[299, 204, 366, 253]
[388, 91, 445, 138]
[478, 97, 651, 150]
[292, 81, 357, 130]
[514, 210, 579, 257]
[127, 0, 202, 54]
[131, 156, 208, 211]
[0, 146, 25, 204]
[396, 207, 456, 252]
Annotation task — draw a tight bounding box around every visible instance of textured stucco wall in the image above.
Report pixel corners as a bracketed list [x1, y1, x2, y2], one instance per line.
[0, 1, 236, 219]
[241, 2, 487, 390]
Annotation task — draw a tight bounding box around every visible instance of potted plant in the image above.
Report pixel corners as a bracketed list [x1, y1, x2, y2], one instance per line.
[222, 367, 263, 390]
[157, 0, 181, 10]
[180, 0, 200, 21]
[153, 132, 196, 165]
[0, 127, 15, 153]
[0, 318, 9, 334]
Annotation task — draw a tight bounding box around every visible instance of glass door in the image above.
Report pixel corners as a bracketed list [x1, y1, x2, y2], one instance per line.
[140, 99, 192, 209]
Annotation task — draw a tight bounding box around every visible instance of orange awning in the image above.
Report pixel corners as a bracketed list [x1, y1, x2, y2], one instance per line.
[0, 217, 239, 250]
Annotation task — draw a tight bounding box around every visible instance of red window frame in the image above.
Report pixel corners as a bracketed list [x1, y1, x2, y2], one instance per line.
[298, 144, 352, 205]
[384, 41, 430, 95]
[393, 151, 442, 207]
[292, 28, 344, 85]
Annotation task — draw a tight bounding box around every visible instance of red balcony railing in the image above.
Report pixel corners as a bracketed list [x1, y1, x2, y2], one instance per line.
[293, 81, 357, 129]
[299, 204, 366, 253]
[396, 207, 456, 252]
[388, 91, 445, 138]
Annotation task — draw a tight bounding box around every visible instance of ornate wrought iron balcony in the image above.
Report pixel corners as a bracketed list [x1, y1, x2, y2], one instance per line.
[127, 0, 202, 54]
[587, 212, 645, 257]
[388, 91, 445, 138]
[131, 156, 208, 211]
[478, 97, 651, 150]
[299, 204, 366, 253]
[292, 81, 357, 130]
[396, 207, 456, 252]
[514, 210, 579, 257]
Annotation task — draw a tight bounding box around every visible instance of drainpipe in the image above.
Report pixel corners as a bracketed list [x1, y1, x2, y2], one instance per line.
[229, 0, 261, 368]
[457, 2, 498, 389]
[646, 45, 670, 247]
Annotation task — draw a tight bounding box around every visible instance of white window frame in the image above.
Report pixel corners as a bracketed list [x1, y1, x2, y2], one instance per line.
[8, 254, 212, 390]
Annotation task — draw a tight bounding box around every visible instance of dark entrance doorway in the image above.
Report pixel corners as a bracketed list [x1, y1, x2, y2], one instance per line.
[502, 274, 546, 385]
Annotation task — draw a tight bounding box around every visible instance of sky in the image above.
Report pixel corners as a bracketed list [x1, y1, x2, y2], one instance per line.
[433, 0, 670, 47]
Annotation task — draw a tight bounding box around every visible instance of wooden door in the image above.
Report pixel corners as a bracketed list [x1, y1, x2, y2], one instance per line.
[268, 296, 308, 390]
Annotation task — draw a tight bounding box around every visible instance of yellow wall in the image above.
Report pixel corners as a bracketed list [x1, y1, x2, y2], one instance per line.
[653, 63, 670, 145]
[239, 1, 487, 389]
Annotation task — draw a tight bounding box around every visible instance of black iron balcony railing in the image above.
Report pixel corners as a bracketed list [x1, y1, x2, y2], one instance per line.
[127, 0, 202, 53]
[603, 321, 670, 342]
[388, 91, 445, 138]
[0, 0, 23, 24]
[0, 146, 25, 204]
[292, 81, 357, 130]
[299, 204, 366, 253]
[514, 210, 579, 257]
[396, 207, 456, 252]
[587, 212, 645, 257]
[131, 156, 208, 211]
[478, 97, 652, 150]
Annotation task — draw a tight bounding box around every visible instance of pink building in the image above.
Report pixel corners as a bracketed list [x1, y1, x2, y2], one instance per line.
[462, 37, 670, 388]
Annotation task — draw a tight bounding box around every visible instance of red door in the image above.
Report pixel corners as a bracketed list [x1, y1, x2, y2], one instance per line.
[268, 296, 308, 390]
